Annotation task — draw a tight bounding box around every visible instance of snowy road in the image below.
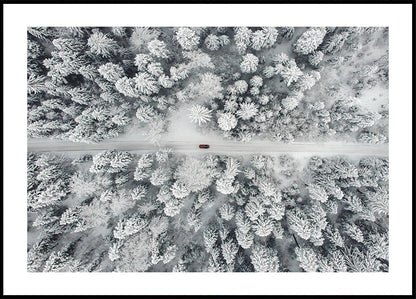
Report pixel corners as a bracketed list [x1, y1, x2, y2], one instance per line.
[27, 140, 388, 156]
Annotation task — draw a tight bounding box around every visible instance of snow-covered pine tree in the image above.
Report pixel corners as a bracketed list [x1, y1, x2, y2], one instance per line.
[216, 177, 237, 195]
[286, 207, 312, 240]
[342, 194, 364, 213]
[235, 209, 252, 234]
[218, 221, 230, 241]
[114, 215, 147, 240]
[365, 187, 389, 217]
[343, 223, 364, 243]
[295, 247, 318, 272]
[295, 72, 318, 92]
[131, 184, 148, 201]
[249, 75, 263, 88]
[136, 104, 157, 123]
[307, 184, 328, 203]
[158, 74, 174, 89]
[278, 27, 295, 41]
[219, 35, 230, 47]
[245, 197, 265, 222]
[89, 150, 132, 174]
[324, 199, 338, 215]
[263, 66, 276, 78]
[187, 72, 223, 102]
[147, 62, 164, 77]
[342, 246, 382, 272]
[176, 27, 200, 51]
[268, 202, 285, 221]
[234, 80, 248, 94]
[221, 239, 239, 265]
[147, 39, 170, 59]
[328, 250, 348, 272]
[108, 241, 122, 262]
[87, 29, 118, 57]
[240, 53, 259, 73]
[204, 34, 221, 51]
[256, 177, 279, 198]
[59, 207, 79, 226]
[133, 72, 160, 96]
[115, 77, 140, 98]
[134, 53, 152, 71]
[27, 74, 47, 95]
[171, 181, 190, 199]
[308, 51, 324, 66]
[219, 203, 235, 221]
[235, 228, 254, 249]
[137, 153, 153, 169]
[254, 215, 274, 237]
[250, 30, 266, 51]
[237, 102, 258, 120]
[43, 247, 73, 272]
[133, 156, 152, 181]
[250, 244, 280, 272]
[150, 166, 171, 186]
[322, 32, 349, 54]
[366, 233, 388, 261]
[293, 27, 326, 55]
[203, 226, 218, 253]
[98, 63, 125, 83]
[188, 104, 212, 126]
[175, 157, 213, 193]
[163, 197, 183, 217]
[234, 27, 252, 54]
[281, 92, 302, 111]
[325, 225, 344, 248]
[217, 112, 238, 131]
[278, 60, 303, 87]
[187, 206, 202, 232]
[261, 27, 279, 48]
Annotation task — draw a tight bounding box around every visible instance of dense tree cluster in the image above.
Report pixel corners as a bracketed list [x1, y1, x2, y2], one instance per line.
[27, 26, 389, 273]
[28, 151, 389, 272]
[28, 26, 388, 144]
[193, 27, 387, 143]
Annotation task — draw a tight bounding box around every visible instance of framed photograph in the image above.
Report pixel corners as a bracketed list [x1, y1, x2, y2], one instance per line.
[3, 3, 413, 296]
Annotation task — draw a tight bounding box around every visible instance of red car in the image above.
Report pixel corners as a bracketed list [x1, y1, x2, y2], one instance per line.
[199, 144, 210, 149]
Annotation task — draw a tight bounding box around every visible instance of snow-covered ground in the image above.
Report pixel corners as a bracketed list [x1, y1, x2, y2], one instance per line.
[27, 138, 388, 156]
[162, 104, 227, 144]
[358, 85, 388, 113]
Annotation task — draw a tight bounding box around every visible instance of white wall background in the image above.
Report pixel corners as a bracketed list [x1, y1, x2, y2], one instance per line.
[3, 4, 413, 295]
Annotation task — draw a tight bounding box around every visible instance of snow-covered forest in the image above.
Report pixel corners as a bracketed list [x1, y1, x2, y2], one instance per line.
[27, 26, 388, 144]
[27, 151, 388, 272]
[27, 26, 389, 273]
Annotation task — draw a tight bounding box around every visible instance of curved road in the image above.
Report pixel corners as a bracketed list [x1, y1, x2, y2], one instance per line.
[27, 139, 389, 156]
